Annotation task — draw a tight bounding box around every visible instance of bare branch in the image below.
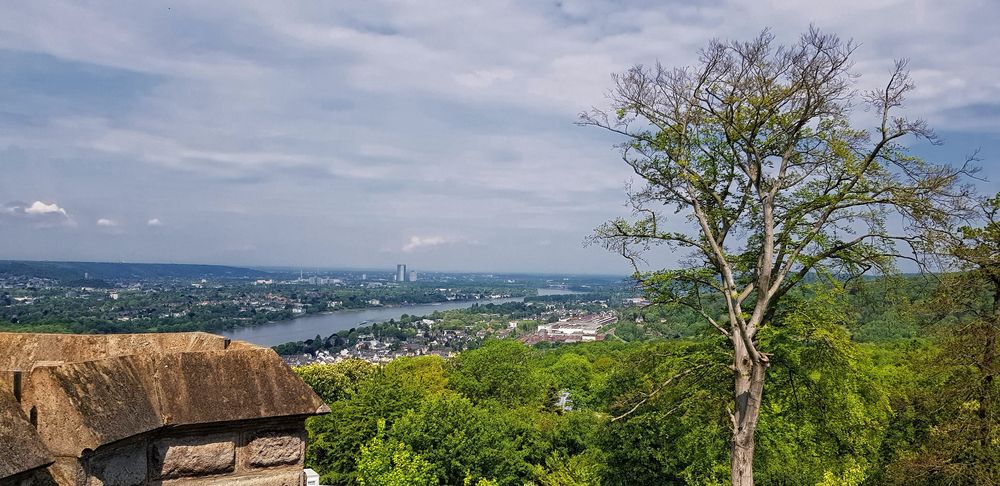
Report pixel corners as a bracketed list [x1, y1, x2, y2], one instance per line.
[610, 363, 713, 422]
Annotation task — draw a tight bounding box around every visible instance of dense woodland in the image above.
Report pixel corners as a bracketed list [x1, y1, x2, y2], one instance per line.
[293, 274, 998, 485]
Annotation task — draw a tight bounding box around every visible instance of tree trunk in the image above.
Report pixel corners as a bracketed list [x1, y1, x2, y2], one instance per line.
[731, 424, 756, 486]
[980, 331, 995, 447]
[980, 282, 1000, 447]
[731, 339, 768, 486]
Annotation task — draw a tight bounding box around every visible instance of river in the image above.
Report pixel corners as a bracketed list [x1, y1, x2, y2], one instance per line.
[220, 288, 582, 347]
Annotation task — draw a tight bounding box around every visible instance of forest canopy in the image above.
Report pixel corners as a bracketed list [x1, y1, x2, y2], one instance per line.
[294, 273, 998, 485]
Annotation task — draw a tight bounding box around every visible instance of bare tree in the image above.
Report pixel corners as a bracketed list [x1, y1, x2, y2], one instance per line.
[581, 28, 975, 485]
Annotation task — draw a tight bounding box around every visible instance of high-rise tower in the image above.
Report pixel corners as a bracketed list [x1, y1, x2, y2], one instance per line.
[396, 264, 406, 282]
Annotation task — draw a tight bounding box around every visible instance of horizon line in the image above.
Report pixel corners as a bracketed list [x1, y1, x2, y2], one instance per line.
[0, 258, 632, 279]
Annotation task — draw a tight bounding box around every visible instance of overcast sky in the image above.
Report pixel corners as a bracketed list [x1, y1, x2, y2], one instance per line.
[1, 1, 998, 274]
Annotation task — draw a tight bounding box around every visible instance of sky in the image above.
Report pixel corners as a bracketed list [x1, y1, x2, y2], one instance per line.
[1, 1, 998, 274]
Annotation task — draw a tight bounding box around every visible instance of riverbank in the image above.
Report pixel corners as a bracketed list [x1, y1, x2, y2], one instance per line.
[221, 288, 583, 346]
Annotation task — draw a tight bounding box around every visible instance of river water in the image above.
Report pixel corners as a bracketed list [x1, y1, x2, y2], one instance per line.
[220, 288, 580, 347]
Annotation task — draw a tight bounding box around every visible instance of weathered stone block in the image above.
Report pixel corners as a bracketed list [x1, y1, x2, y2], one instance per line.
[151, 435, 235, 479]
[246, 432, 303, 468]
[46, 458, 86, 486]
[198, 470, 304, 486]
[88, 446, 146, 486]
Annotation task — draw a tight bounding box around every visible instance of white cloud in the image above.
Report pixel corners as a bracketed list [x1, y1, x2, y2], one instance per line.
[0, 201, 74, 229]
[402, 235, 461, 252]
[147, 218, 163, 226]
[96, 218, 117, 227]
[24, 201, 68, 217]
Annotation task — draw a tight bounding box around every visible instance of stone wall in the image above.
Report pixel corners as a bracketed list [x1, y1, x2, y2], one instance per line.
[0, 382, 54, 486]
[66, 419, 307, 486]
[0, 333, 326, 486]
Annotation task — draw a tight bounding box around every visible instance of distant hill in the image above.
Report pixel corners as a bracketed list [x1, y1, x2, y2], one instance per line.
[0, 260, 273, 282]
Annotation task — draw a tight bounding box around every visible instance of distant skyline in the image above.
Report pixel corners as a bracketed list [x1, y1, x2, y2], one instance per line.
[2, 1, 999, 273]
